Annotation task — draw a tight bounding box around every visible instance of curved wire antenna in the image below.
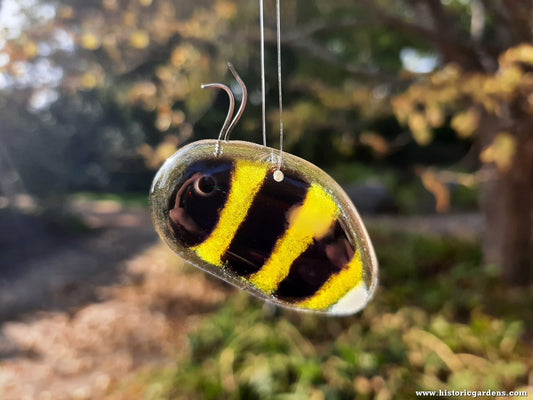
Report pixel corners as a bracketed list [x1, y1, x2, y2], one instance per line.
[224, 62, 248, 141]
[258, 0, 284, 181]
[201, 82, 235, 156]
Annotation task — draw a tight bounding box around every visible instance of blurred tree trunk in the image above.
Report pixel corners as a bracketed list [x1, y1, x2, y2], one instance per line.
[481, 113, 533, 285]
[359, 0, 533, 285]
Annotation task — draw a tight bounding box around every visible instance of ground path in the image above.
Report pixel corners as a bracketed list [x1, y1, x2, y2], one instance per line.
[0, 201, 483, 399]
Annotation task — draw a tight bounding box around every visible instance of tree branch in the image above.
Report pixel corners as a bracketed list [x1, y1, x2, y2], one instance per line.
[469, 0, 499, 72]
[284, 18, 374, 40]
[358, 0, 485, 70]
[233, 27, 399, 83]
[358, 0, 458, 47]
[479, 0, 516, 44]
[283, 37, 395, 82]
[470, 0, 486, 41]
[501, 0, 533, 43]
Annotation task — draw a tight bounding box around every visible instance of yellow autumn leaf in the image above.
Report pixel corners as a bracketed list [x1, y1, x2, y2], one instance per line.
[516, 44, 533, 62]
[496, 65, 522, 97]
[172, 110, 186, 126]
[451, 108, 480, 138]
[130, 30, 150, 49]
[171, 46, 187, 68]
[57, 5, 74, 19]
[23, 41, 38, 58]
[419, 169, 450, 213]
[480, 132, 517, 171]
[123, 12, 136, 27]
[138, 136, 179, 169]
[441, 63, 462, 80]
[408, 112, 433, 146]
[156, 106, 172, 131]
[128, 81, 157, 109]
[152, 136, 179, 165]
[500, 44, 533, 68]
[426, 105, 445, 128]
[102, 0, 118, 11]
[81, 33, 101, 50]
[170, 44, 199, 68]
[80, 72, 98, 89]
[129, 81, 157, 99]
[215, 1, 237, 18]
[391, 97, 412, 124]
[479, 96, 501, 116]
[318, 90, 352, 109]
[360, 131, 389, 157]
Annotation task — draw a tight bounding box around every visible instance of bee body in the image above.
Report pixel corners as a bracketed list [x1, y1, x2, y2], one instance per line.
[151, 140, 378, 315]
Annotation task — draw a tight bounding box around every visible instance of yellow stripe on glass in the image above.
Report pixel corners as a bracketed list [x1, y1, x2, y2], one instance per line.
[249, 183, 338, 293]
[193, 160, 268, 266]
[297, 249, 364, 311]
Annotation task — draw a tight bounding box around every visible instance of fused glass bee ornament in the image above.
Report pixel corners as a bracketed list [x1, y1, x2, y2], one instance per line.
[150, 68, 378, 315]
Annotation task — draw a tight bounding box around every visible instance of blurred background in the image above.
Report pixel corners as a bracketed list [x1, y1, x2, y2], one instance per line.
[0, 0, 532, 399]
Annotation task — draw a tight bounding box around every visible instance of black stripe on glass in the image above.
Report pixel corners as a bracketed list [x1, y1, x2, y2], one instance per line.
[274, 221, 355, 301]
[223, 170, 309, 276]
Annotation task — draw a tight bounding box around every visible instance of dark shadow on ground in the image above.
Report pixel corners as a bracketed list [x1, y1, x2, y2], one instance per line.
[0, 202, 158, 322]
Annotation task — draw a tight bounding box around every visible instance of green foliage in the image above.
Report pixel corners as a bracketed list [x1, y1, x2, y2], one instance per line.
[327, 162, 463, 214]
[142, 233, 531, 400]
[326, 162, 382, 184]
[373, 230, 485, 315]
[449, 184, 478, 211]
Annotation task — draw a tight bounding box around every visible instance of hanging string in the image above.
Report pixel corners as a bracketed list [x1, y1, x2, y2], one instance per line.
[259, 0, 267, 147]
[275, 0, 284, 172]
[259, 0, 285, 181]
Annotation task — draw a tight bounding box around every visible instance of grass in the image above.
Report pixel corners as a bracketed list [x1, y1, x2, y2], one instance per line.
[129, 231, 532, 400]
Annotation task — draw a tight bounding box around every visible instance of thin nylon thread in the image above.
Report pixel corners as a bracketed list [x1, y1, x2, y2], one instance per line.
[259, 0, 267, 147]
[276, 0, 284, 169]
